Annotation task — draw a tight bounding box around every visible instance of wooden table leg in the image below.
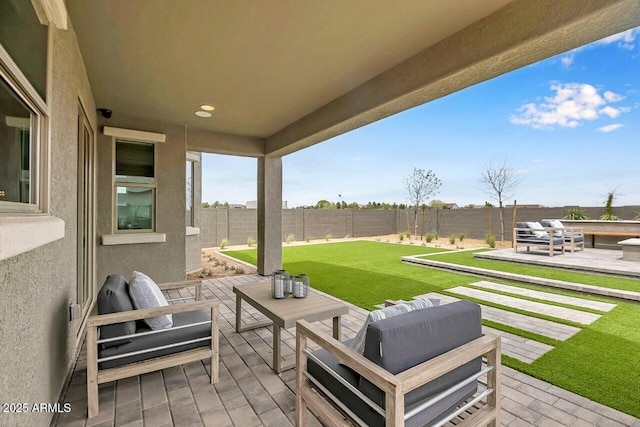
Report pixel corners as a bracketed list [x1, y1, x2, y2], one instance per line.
[273, 324, 281, 373]
[235, 295, 242, 333]
[333, 316, 341, 340]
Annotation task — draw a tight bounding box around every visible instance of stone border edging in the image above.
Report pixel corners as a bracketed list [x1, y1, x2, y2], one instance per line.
[401, 255, 640, 302]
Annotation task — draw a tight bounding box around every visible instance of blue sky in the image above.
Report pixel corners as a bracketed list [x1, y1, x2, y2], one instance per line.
[202, 27, 640, 208]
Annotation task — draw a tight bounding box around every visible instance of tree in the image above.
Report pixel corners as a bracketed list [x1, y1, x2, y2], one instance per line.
[429, 199, 448, 209]
[480, 159, 521, 245]
[404, 168, 442, 237]
[315, 200, 332, 209]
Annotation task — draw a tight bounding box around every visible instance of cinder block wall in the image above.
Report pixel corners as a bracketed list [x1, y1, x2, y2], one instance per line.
[199, 206, 640, 248]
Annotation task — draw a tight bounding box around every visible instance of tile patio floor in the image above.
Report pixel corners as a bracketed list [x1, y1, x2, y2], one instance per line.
[52, 275, 640, 427]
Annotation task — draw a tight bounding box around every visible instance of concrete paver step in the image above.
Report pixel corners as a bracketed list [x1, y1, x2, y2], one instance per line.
[472, 281, 616, 312]
[447, 286, 601, 325]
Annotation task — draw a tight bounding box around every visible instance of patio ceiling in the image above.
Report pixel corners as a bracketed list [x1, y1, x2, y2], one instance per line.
[66, 1, 640, 157]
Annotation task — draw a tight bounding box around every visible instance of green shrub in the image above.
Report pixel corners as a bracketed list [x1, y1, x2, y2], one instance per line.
[459, 233, 466, 242]
[399, 233, 405, 241]
[426, 233, 435, 243]
[449, 235, 456, 245]
[286, 234, 295, 244]
[325, 233, 332, 241]
[564, 207, 588, 220]
[220, 238, 229, 249]
[305, 235, 313, 242]
[485, 233, 495, 248]
[247, 236, 256, 247]
[600, 191, 619, 220]
[235, 266, 245, 274]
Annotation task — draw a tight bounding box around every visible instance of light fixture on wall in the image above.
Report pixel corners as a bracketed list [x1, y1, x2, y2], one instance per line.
[195, 111, 212, 117]
[200, 104, 215, 111]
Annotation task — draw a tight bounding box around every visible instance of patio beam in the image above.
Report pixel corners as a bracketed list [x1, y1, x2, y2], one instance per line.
[264, 0, 640, 157]
[257, 156, 283, 275]
[187, 128, 264, 158]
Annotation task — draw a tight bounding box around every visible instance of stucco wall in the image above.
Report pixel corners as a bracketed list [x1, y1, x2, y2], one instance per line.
[0, 22, 97, 427]
[96, 117, 187, 284]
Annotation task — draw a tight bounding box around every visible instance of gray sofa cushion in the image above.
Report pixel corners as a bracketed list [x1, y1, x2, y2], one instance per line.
[359, 300, 482, 426]
[307, 301, 482, 427]
[515, 222, 533, 238]
[99, 309, 211, 369]
[97, 275, 136, 349]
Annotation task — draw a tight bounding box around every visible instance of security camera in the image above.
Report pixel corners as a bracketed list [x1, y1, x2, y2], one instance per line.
[98, 108, 112, 119]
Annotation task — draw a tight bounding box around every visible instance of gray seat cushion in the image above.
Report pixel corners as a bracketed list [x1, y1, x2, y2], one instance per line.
[97, 275, 136, 349]
[99, 309, 211, 369]
[307, 301, 482, 427]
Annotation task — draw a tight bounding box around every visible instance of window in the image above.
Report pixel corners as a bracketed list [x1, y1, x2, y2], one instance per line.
[0, 71, 45, 213]
[0, 1, 48, 101]
[115, 140, 155, 232]
[186, 160, 194, 227]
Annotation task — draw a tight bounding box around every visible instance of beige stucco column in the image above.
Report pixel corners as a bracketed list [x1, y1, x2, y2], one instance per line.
[257, 156, 283, 275]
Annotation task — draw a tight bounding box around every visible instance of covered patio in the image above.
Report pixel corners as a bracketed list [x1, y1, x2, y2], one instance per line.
[4, 1, 640, 426]
[52, 275, 639, 427]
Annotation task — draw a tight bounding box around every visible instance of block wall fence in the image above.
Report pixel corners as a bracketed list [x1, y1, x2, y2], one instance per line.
[200, 206, 640, 248]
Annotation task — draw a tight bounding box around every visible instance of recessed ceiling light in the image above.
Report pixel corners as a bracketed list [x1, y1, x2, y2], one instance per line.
[195, 111, 212, 118]
[200, 104, 215, 111]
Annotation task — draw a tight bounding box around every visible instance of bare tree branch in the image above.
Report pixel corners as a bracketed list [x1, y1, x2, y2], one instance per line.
[404, 168, 441, 237]
[480, 159, 521, 245]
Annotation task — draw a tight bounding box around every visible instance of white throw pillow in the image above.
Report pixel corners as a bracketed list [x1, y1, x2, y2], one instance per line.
[526, 222, 548, 239]
[128, 271, 173, 330]
[550, 220, 564, 229]
[348, 298, 438, 355]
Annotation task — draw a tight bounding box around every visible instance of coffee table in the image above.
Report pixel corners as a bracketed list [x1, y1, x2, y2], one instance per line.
[233, 282, 349, 373]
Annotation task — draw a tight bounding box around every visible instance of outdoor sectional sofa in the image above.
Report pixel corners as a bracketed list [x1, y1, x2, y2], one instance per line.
[514, 222, 566, 256]
[295, 299, 501, 427]
[541, 220, 585, 253]
[86, 274, 219, 418]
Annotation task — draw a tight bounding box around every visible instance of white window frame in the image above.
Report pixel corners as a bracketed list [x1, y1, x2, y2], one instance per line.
[102, 127, 166, 246]
[186, 152, 200, 236]
[186, 158, 195, 228]
[0, 21, 64, 262]
[0, 43, 49, 215]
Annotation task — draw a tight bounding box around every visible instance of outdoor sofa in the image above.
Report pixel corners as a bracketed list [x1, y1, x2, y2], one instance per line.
[514, 222, 565, 256]
[541, 219, 585, 253]
[295, 299, 501, 427]
[86, 274, 219, 418]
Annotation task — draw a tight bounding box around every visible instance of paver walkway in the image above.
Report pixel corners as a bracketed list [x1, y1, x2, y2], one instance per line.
[51, 275, 640, 427]
[472, 281, 617, 312]
[416, 292, 581, 342]
[448, 286, 601, 325]
[483, 326, 553, 364]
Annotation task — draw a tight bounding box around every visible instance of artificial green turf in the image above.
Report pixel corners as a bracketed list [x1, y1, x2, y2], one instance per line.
[224, 241, 640, 417]
[424, 250, 640, 292]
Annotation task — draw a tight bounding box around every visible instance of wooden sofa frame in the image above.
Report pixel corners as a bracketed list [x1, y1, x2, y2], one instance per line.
[295, 313, 501, 427]
[513, 226, 566, 257]
[86, 280, 219, 418]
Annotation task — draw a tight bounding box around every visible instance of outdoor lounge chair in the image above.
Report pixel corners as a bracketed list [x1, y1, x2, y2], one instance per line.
[514, 221, 565, 256]
[86, 274, 219, 418]
[541, 219, 585, 253]
[295, 300, 501, 427]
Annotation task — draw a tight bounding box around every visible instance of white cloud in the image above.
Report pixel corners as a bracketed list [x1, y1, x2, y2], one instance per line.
[598, 124, 623, 133]
[598, 28, 639, 50]
[560, 53, 574, 69]
[603, 91, 625, 102]
[510, 83, 628, 129]
[599, 106, 622, 118]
